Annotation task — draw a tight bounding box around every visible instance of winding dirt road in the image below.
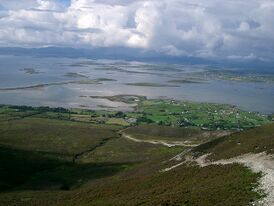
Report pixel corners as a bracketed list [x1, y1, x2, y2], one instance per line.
[121, 133, 199, 147]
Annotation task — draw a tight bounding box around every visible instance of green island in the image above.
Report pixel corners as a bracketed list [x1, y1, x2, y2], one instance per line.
[64, 72, 88, 78]
[186, 70, 274, 83]
[167, 78, 206, 84]
[0, 78, 119, 91]
[0, 98, 273, 206]
[20, 68, 43, 74]
[125, 82, 179, 87]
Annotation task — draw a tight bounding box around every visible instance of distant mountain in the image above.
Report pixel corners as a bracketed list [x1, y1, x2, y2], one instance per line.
[0, 46, 273, 70]
[0, 46, 215, 65]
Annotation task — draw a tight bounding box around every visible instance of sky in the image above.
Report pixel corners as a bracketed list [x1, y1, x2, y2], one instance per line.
[0, 0, 274, 61]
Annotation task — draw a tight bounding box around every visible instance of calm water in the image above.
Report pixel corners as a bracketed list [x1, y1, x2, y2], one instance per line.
[0, 55, 273, 114]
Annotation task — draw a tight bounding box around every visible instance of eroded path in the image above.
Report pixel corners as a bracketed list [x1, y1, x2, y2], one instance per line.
[121, 133, 199, 147]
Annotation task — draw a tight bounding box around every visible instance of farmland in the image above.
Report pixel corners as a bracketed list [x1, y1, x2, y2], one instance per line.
[136, 99, 271, 130]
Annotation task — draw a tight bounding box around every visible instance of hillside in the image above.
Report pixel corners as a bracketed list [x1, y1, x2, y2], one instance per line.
[0, 105, 273, 205]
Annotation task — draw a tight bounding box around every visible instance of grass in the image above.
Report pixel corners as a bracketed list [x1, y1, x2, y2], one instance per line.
[2, 163, 260, 206]
[70, 164, 260, 206]
[194, 123, 274, 161]
[0, 117, 119, 159]
[0, 115, 130, 192]
[124, 125, 228, 144]
[105, 118, 130, 126]
[70, 114, 91, 122]
[0, 106, 41, 121]
[0, 109, 184, 193]
[0, 146, 129, 191]
[0, 104, 270, 205]
[79, 137, 183, 164]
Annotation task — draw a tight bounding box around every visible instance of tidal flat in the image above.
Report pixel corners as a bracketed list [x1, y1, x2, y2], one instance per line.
[0, 55, 274, 114]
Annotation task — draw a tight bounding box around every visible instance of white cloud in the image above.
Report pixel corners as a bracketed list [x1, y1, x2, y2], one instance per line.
[238, 22, 250, 32]
[0, 0, 273, 60]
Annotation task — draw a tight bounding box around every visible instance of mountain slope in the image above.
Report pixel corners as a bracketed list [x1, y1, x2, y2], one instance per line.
[0, 106, 273, 206]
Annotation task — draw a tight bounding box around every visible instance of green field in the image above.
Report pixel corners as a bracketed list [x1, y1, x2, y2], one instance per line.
[137, 99, 271, 129]
[3, 97, 269, 131]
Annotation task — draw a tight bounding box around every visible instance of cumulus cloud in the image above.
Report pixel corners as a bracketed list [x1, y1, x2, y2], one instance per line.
[0, 0, 273, 60]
